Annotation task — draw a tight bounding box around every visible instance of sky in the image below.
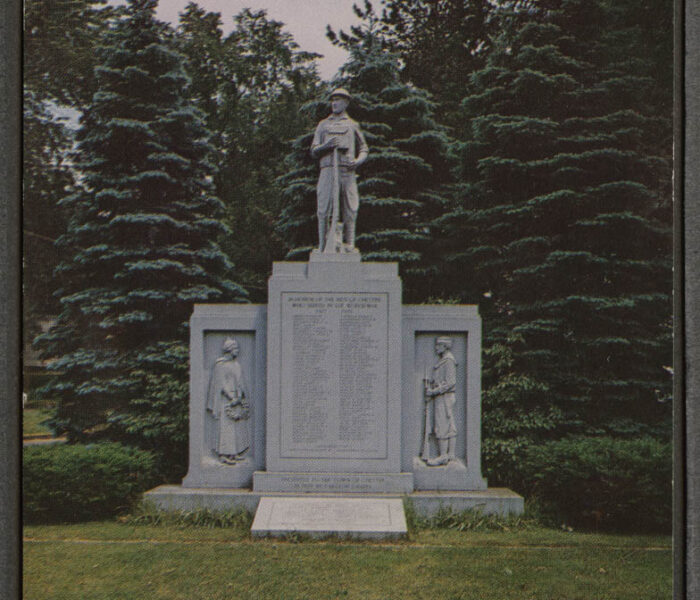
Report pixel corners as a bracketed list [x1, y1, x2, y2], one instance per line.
[121, 0, 362, 81]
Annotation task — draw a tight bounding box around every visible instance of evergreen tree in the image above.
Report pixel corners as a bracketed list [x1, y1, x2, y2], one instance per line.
[23, 0, 114, 339]
[176, 4, 321, 300]
[278, 20, 453, 301]
[23, 92, 74, 322]
[328, 0, 493, 132]
[23, 0, 113, 106]
[37, 0, 246, 465]
[440, 0, 672, 475]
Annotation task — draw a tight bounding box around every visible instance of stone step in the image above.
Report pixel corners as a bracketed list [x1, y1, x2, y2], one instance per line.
[251, 496, 407, 540]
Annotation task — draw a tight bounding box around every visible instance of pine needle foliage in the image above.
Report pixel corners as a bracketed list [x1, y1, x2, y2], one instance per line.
[175, 4, 321, 300]
[336, 0, 494, 133]
[440, 0, 672, 450]
[23, 0, 117, 339]
[36, 0, 247, 458]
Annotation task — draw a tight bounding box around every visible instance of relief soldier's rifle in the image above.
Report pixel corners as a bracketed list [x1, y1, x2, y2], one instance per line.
[421, 364, 432, 461]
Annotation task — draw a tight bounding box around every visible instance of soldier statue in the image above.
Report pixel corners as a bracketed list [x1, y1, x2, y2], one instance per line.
[310, 88, 369, 253]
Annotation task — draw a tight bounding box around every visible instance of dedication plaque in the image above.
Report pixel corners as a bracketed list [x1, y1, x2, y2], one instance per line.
[279, 292, 389, 459]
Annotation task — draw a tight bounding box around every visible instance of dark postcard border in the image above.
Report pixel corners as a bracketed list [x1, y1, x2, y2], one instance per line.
[682, 1, 700, 598]
[1, 0, 698, 598]
[674, 1, 685, 598]
[0, 0, 22, 596]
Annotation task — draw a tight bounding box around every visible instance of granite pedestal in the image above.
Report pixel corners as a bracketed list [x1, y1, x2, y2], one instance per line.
[401, 305, 487, 490]
[254, 256, 412, 495]
[181, 304, 267, 489]
[145, 258, 523, 538]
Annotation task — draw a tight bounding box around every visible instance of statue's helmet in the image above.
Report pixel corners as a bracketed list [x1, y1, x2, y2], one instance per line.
[223, 337, 239, 353]
[329, 87, 352, 101]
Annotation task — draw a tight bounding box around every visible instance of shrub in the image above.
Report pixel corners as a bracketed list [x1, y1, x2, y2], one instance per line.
[482, 435, 533, 491]
[23, 442, 159, 523]
[521, 435, 672, 533]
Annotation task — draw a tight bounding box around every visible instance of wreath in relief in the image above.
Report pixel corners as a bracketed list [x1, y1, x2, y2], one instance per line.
[225, 400, 250, 421]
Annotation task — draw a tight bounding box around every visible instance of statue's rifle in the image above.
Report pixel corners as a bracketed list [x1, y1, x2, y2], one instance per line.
[421, 364, 432, 461]
[323, 145, 341, 253]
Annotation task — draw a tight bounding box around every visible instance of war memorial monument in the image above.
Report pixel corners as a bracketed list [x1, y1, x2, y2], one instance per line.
[146, 89, 523, 539]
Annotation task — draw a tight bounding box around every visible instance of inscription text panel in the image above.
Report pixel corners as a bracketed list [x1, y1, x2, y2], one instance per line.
[279, 292, 389, 459]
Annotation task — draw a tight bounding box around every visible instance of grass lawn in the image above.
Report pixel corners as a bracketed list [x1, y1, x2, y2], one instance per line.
[23, 520, 672, 600]
[23, 409, 53, 437]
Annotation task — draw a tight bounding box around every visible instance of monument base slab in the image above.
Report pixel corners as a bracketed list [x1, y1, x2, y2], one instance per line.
[144, 485, 524, 518]
[251, 496, 407, 539]
[308, 249, 362, 263]
[412, 457, 487, 491]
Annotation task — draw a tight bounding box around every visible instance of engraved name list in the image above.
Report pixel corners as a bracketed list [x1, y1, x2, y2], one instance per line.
[279, 292, 389, 459]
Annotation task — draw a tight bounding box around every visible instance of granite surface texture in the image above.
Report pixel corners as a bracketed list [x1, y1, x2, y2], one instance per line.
[172, 260, 520, 525]
[146, 485, 524, 518]
[262, 261, 404, 483]
[182, 305, 267, 489]
[251, 497, 407, 539]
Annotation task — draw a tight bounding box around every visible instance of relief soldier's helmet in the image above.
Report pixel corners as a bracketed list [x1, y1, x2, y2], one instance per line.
[436, 336, 453, 349]
[329, 87, 352, 101]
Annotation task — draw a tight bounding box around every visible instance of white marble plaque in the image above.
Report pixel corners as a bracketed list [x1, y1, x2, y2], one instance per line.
[279, 292, 389, 459]
[251, 497, 407, 539]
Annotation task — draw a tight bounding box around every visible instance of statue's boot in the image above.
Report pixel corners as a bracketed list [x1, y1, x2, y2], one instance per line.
[447, 438, 456, 461]
[318, 217, 327, 251]
[427, 439, 450, 466]
[344, 220, 358, 252]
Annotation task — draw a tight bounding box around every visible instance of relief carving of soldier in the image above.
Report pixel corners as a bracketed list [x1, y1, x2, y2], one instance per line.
[206, 337, 250, 464]
[422, 336, 458, 466]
